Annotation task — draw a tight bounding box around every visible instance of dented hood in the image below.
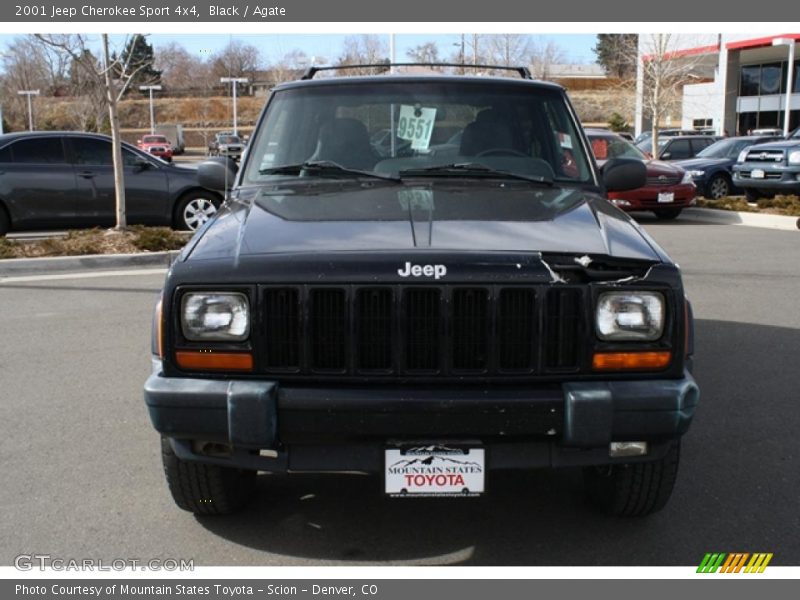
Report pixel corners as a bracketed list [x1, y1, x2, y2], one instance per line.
[184, 181, 663, 264]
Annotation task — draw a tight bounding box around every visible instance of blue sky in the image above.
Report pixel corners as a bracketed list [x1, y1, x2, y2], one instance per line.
[0, 33, 598, 65]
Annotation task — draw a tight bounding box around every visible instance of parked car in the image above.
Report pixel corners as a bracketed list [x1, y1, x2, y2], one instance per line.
[144, 66, 699, 518]
[0, 132, 223, 235]
[208, 133, 245, 160]
[137, 134, 173, 162]
[674, 135, 783, 200]
[587, 128, 696, 219]
[637, 135, 719, 161]
[732, 127, 800, 201]
[633, 128, 716, 146]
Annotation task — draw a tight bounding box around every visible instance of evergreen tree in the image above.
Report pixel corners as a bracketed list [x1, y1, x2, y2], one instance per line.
[593, 34, 638, 79]
[116, 34, 161, 91]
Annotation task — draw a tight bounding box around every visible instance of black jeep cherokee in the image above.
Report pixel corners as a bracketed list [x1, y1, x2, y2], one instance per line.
[144, 66, 699, 517]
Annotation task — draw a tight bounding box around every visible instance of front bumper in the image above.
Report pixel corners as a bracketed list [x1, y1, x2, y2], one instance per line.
[733, 166, 800, 192]
[144, 370, 699, 472]
[608, 183, 696, 210]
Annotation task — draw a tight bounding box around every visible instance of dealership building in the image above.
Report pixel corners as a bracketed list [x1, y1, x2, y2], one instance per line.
[635, 33, 800, 136]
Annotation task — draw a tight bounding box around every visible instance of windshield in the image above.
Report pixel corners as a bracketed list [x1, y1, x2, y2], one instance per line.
[243, 81, 593, 185]
[219, 135, 240, 144]
[589, 135, 646, 161]
[143, 136, 167, 143]
[697, 138, 753, 159]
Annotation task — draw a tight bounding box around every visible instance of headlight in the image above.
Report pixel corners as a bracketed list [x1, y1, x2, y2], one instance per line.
[788, 151, 800, 165]
[680, 171, 693, 184]
[688, 170, 705, 178]
[737, 149, 749, 163]
[181, 292, 250, 341]
[596, 291, 665, 341]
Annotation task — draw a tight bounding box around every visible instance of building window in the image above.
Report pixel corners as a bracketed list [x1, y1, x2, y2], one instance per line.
[740, 65, 760, 96]
[761, 63, 783, 94]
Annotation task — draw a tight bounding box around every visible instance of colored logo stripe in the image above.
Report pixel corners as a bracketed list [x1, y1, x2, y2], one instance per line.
[697, 553, 773, 573]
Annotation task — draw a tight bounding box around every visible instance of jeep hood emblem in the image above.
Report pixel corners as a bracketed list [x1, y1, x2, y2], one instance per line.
[398, 261, 447, 279]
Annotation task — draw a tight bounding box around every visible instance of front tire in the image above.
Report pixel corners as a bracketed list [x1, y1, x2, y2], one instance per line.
[583, 440, 681, 517]
[174, 191, 221, 231]
[0, 206, 9, 236]
[745, 188, 774, 202]
[161, 437, 255, 515]
[706, 174, 730, 200]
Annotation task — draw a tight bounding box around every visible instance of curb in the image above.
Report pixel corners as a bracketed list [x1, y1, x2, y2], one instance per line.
[682, 207, 800, 231]
[0, 250, 180, 278]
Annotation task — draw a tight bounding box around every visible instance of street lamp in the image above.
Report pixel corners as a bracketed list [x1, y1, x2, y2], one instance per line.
[773, 37, 796, 137]
[17, 90, 39, 131]
[139, 85, 162, 135]
[220, 77, 249, 136]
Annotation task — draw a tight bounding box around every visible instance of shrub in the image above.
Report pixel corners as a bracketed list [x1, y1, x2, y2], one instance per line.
[131, 226, 188, 252]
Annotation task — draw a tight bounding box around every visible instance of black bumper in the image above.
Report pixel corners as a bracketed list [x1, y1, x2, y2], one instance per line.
[144, 371, 699, 472]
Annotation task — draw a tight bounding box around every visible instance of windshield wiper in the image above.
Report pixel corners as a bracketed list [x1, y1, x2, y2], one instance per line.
[259, 160, 401, 182]
[399, 162, 554, 186]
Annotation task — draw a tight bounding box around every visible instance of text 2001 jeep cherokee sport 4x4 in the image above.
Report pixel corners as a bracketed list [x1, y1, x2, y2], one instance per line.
[144, 65, 699, 517]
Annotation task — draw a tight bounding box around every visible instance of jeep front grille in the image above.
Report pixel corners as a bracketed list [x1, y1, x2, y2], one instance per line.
[260, 285, 585, 378]
[745, 150, 784, 162]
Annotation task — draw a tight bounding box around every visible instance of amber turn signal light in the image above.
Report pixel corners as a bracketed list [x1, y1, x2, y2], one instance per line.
[592, 351, 671, 371]
[175, 351, 254, 371]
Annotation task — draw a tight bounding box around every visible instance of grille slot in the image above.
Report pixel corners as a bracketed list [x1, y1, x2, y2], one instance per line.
[497, 288, 536, 371]
[263, 288, 300, 370]
[544, 288, 582, 370]
[645, 175, 681, 186]
[451, 288, 490, 371]
[404, 288, 441, 372]
[309, 288, 347, 371]
[355, 288, 394, 371]
[260, 284, 585, 378]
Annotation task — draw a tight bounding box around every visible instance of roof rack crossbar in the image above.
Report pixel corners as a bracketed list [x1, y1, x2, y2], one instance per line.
[301, 63, 533, 80]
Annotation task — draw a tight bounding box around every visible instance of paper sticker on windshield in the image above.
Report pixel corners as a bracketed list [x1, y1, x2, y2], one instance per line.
[557, 132, 573, 149]
[397, 105, 437, 150]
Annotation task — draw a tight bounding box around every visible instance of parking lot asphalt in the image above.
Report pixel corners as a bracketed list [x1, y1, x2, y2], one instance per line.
[1, 218, 798, 567]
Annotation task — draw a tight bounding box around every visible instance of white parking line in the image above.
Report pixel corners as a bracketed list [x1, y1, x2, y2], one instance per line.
[0, 268, 167, 284]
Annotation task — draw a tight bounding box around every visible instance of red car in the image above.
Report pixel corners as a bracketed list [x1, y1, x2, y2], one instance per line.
[587, 129, 696, 220]
[137, 134, 173, 162]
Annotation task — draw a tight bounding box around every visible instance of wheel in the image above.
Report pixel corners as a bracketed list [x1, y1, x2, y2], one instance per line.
[174, 191, 221, 231]
[160, 437, 255, 515]
[583, 440, 681, 517]
[653, 208, 682, 220]
[705, 174, 730, 200]
[744, 189, 774, 202]
[0, 206, 9, 236]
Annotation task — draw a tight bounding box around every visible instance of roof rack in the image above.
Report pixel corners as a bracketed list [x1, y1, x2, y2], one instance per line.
[301, 63, 533, 81]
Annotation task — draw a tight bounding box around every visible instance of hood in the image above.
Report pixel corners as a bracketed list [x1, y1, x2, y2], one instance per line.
[673, 157, 730, 170]
[644, 160, 684, 175]
[183, 181, 663, 266]
[744, 139, 798, 151]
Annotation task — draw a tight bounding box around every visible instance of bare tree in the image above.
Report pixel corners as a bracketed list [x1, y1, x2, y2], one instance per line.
[406, 42, 441, 65]
[36, 34, 157, 231]
[210, 40, 263, 84]
[637, 34, 707, 150]
[154, 41, 213, 92]
[488, 34, 532, 67]
[529, 40, 567, 80]
[336, 35, 388, 75]
[268, 49, 312, 85]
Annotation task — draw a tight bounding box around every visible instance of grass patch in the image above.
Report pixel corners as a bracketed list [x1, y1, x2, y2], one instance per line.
[697, 194, 800, 217]
[130, 226, 189, 252]
[0, 227, 190, 260]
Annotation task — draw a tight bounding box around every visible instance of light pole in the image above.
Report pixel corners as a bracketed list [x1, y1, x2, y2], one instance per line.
[17, 90, 39, 131]
[139, 84, 162, 135]
[773, 37, 796, 137]
[220, 77, 248, 136]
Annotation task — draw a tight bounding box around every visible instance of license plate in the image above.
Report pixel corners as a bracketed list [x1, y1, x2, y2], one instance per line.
[658, 192, 675, 203]
[751, 169, 765, 179]
[385, 445, 485, 497]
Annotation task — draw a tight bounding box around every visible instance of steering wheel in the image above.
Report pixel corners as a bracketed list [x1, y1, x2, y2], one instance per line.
[475, 148, 528, 158]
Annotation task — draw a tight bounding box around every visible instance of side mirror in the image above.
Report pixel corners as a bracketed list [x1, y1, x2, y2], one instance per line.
[602, 157, 646, 192]
[134, 157, 151, 170]
[661, 152, 671, 159]
[198, 157, 238, 192]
